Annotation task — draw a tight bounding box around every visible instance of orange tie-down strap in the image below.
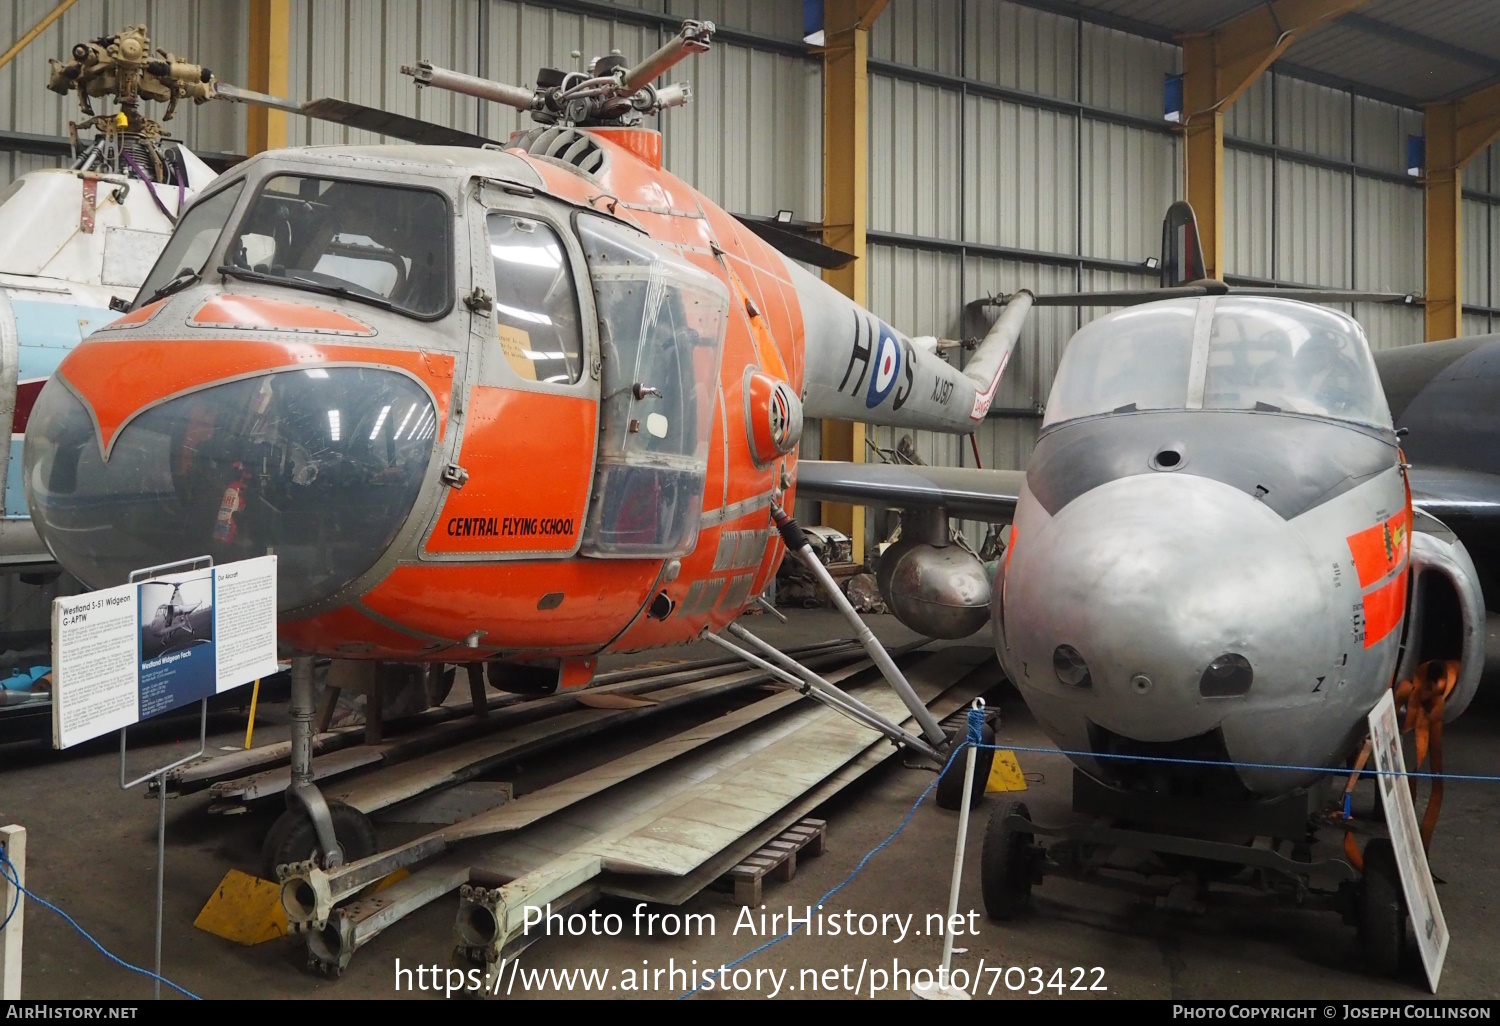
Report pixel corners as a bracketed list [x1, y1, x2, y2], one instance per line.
[1341, 660, 1459, 870]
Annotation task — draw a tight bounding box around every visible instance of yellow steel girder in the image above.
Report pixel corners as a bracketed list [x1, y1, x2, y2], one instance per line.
[1180, 0, 1368, 281]
[246, 0, 290, 155]
[1424, 81, 1500, 342]
[818, 0, 888, 562]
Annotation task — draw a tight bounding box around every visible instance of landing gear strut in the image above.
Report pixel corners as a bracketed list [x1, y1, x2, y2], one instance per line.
[261, 655, 377, 880]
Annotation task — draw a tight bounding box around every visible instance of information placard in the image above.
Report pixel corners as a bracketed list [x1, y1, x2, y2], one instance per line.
[51, 556, 278, 749]
[1367, 688, 1448, 993]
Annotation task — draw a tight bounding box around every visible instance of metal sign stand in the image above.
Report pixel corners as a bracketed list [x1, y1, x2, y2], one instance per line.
[119, 557, 212, 1000]
[1, 824, 25, 1000]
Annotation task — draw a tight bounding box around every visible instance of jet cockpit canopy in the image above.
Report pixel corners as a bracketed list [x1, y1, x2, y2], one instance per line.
[1043, 297, 1390, 431]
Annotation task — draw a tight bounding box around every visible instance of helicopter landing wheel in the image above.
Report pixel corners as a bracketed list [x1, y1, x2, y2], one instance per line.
[261, 800, 377, 881]
[934, 721, 995, 811]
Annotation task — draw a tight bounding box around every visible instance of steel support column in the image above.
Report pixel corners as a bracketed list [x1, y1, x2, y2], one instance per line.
[1179, 0, 1367, 280]
[246, 0, 290, 155]
[1424, 82, 1500, 342]
[819, 0, 887, 562]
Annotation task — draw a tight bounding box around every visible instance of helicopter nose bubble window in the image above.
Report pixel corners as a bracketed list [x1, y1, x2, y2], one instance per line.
[1042, 297, 1388, 430]
[487, 213, 584, 385]
[23, 368, 436, 613]
[575, 214, 729, 559]
[220, 175, 452, 318]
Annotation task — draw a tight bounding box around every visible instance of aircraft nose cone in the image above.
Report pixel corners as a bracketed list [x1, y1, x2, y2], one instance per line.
[1003, 472, 1329, 743]
[23, 367, 438, 612]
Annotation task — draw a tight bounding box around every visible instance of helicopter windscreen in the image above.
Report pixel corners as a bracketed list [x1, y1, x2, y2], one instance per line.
[1042, 297, 1389, 429]
[221, 175, 452, 318]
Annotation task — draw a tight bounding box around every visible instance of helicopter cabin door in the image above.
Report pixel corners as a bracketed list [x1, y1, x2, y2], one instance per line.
[424, 188, 598, 559]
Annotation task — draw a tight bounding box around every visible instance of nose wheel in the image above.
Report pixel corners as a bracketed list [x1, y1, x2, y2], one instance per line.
[980, 800, 1040, 919]
[1355, 838, 1408, 976]
[262, 801, 378, 881]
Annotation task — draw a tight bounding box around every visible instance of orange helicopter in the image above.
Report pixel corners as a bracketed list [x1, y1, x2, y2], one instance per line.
[23, 21, 1031, 864]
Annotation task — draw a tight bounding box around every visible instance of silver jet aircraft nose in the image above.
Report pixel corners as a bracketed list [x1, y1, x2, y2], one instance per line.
[1001, 472, 1338, 755]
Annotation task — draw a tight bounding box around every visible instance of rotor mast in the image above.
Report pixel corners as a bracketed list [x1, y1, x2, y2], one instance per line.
[46, 24, 215, 183]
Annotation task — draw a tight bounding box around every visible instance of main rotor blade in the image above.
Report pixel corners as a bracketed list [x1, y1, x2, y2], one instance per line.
[734, 216, 856, 270]
[1003, 281, 1419, 308]
[215, 83, 499, 148]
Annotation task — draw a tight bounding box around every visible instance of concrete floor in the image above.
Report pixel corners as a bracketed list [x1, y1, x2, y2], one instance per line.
[2, 610, 1497, 1001]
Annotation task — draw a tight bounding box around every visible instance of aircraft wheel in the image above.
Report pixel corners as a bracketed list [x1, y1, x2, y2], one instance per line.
[981, 800, 1035, 920]
[261, 801, 377, 881]
[934, 721, 995, 811]
[1357, 837, 1407, 977]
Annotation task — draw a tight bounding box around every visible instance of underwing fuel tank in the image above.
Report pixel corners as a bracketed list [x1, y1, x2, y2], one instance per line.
[876, 509, 990, 640]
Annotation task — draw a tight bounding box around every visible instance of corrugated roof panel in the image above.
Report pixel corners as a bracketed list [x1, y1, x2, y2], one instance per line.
[1355, 0, 1500, 66]
[1069, 0, 1261, 34]
[1282, 22, 1488, 102]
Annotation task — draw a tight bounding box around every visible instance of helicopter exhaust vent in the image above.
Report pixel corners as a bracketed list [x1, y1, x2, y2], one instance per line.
[511, 126, 609, 178]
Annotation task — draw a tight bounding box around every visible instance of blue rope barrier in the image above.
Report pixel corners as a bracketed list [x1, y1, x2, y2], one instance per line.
[0, 847, 200, 1000]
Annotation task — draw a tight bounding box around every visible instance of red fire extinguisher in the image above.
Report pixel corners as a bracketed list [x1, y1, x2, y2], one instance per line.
[213, 463, 250, 543]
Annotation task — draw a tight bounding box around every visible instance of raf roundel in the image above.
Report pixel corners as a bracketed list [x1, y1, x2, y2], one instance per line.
[866, 323, 902, 408]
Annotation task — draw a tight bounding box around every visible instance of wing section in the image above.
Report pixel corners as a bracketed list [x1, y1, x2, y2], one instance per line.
[794, 460, 1024, 521]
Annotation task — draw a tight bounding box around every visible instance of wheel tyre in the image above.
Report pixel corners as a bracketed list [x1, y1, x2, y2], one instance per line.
[1357, 837, 1406, 977]
[934, 722, 995, 811]
[261, 800, 378, 881]
[981, 799, 1035, 920]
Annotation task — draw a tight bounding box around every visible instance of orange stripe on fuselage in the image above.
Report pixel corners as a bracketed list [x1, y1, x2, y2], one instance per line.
[56, 338, 454, 454]
[188, 294, 376, 335]
[1362, 571, 1408, 649]
[1346, 510, 1410, 589]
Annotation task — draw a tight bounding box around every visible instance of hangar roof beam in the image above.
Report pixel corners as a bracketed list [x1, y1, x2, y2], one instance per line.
[1180, 0, 1370, 282]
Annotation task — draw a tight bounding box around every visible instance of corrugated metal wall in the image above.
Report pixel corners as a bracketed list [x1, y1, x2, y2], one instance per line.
[1220, 72, 1426, 351]
[1463, 141, 1500, 334]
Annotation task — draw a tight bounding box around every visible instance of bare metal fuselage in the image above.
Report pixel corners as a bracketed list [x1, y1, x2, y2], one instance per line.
[996, 409, 1408, 796]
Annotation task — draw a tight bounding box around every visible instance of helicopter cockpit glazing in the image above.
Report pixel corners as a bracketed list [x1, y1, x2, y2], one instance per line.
[215, 174, 452, 318]
[575, 214, 729, 558]
[1042, 297, 1390, 431]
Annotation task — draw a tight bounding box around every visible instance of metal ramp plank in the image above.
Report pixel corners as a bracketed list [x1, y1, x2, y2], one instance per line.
[602, 657, 999, 904]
